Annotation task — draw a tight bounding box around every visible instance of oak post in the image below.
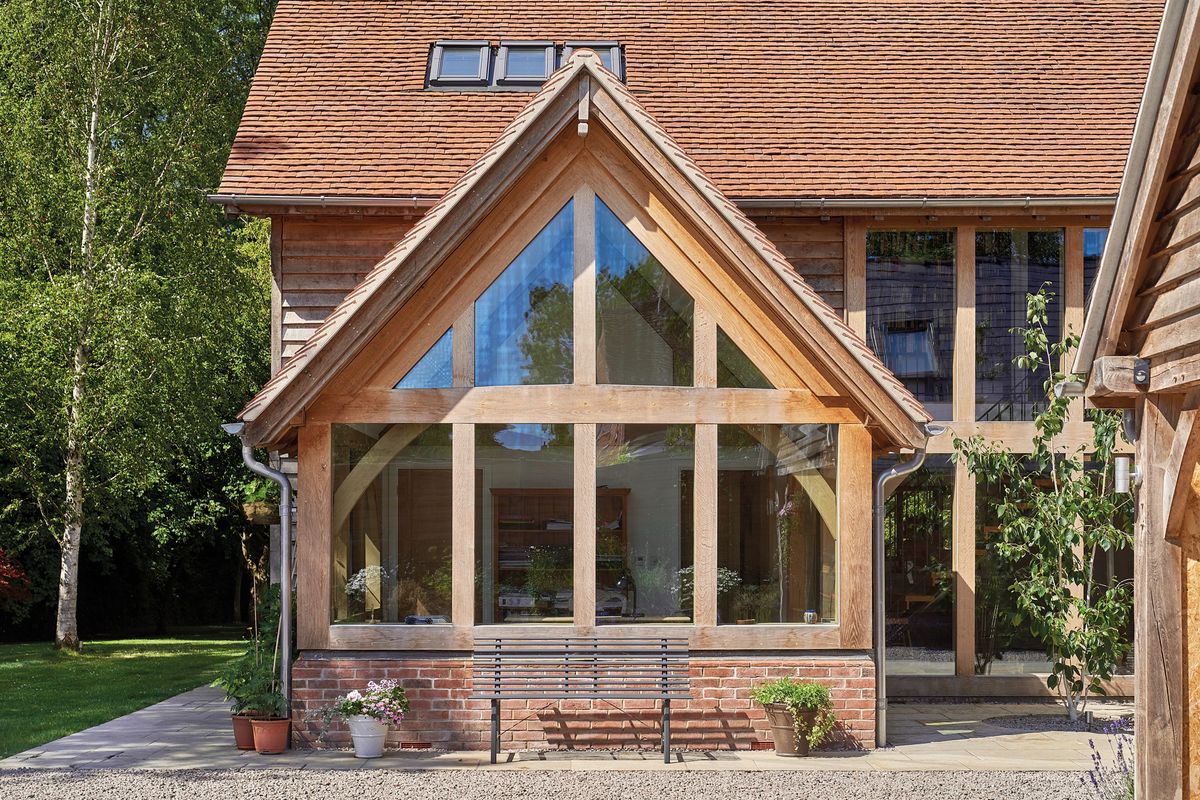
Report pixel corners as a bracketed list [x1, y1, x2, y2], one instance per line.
[575, 423, 597, 630]
[297, 422, 332, 649]
[693, 423, 718, 627]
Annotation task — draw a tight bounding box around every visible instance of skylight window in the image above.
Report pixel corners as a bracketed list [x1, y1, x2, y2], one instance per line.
[563, 42, 622, 78]
[429, 41, 489, 86]
[497, 42, 554, 85]
[427, 40, 624, 90]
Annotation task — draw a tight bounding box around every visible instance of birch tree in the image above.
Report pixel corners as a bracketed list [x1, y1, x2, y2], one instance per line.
[0, 0, 274, 650]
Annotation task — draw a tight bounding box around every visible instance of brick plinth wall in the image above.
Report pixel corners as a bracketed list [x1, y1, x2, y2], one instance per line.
[291, 652, 875, 752]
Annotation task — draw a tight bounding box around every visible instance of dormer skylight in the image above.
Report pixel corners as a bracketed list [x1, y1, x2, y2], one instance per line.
[427, 40, 623, 90]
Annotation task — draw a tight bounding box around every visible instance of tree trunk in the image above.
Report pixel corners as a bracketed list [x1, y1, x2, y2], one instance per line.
[55, 342, 87, 652]
[55, 29, 104, 652]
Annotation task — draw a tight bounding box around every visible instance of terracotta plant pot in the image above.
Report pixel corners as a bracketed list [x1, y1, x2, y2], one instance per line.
[231, 714, 260, 750]
[764, 703, 818, 757]
[250, 718, 290, 754]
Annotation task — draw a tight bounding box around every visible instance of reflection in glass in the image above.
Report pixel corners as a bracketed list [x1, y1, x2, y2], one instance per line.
[505, 48, 547, 78]
[331, 424, 453, 624]
[476, 424, 574, 624]
[866, 231, 955, 420]
[975, 467, 1052, 674]
[475, 201, 573, 386]
[717, 328, 773, 389]
[395, 329, 452, 389]
[975, 230, 1063, 421]
[1083, 228, 1109, 313]
[596, 197, 694, 385]
[439, 47, 483, 78]
[880, 455, 954, 674]
[716, 424, 838, 624]
[595, 424, 694, 623]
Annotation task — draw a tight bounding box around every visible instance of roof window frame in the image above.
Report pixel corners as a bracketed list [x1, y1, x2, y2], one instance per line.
[429, 40, 490, 87]
[562, 41, 623, 79]
[496, 40, 556, 86]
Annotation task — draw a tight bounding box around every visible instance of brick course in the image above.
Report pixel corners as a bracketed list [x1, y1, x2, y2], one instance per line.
[290, 653, 875, 752]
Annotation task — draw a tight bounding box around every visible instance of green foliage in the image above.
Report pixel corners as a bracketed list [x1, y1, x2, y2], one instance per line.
[0, 635, 242, 757]
[750, 677, 835, 749]
[0, 0, 275, 639]
[953, 286, 1133, 719]
[212, 585, 288, 718]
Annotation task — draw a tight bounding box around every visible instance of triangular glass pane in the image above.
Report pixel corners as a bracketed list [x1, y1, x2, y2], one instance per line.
[717, 327, 773, 389]
[595, 197, 694, 386]
[395, 328, 453, 389]
[475, 200, 574, 386]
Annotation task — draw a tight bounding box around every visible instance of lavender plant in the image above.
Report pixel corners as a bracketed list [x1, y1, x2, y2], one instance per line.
[1081, 719, 1135, 799]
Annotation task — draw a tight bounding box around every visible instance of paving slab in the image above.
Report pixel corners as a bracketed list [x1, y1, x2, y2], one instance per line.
[0, 686, 1131, 774]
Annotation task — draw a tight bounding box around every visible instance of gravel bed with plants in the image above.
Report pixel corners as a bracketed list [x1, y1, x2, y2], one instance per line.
[983, 713, 1134, 733]
[0, 768, 1096, 800]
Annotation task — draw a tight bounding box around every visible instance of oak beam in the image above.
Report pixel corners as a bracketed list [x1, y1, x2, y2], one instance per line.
[1164, 391, 1200, 539]
[311, 386, 858, 425]
[1086, 355, 1145, 405]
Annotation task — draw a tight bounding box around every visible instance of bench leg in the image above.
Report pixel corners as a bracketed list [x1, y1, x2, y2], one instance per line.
[491, 699, 499, 764]
[662, 698, 671, 763]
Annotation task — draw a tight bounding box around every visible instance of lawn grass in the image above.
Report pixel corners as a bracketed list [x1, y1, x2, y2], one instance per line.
[0, 634, 243, 758]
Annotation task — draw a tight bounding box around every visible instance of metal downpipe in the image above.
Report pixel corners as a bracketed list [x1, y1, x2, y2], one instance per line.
[872, 434, 938, 748]
[223, 423, 293, 726]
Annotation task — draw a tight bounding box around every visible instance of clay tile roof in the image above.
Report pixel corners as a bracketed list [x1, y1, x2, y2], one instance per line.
[219, 0, 1162, 203]
[239, 52, 932, 447]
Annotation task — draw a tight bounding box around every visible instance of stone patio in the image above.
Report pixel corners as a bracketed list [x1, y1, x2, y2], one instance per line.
[0, 686, 1132, 772]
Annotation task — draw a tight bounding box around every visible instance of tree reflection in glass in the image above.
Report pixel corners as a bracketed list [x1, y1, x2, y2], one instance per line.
[475, 200, 574, 386]
[595, 197, 694, 386]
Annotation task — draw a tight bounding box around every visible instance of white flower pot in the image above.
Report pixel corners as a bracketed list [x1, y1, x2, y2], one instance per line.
[347, 714, 388, 758]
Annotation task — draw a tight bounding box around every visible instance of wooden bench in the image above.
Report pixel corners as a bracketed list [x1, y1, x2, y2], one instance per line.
[471, 636, 690, 763]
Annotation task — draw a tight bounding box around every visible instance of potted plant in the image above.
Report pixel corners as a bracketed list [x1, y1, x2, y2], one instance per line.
[240, 475, 279, 525]
[213, 586, 291, 752]
[244, 677, 290, 754]
[751, 677, 835, 756]
[321, 679, 410, 758]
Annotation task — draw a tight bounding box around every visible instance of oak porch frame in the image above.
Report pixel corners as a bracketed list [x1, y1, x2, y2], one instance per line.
[294, 173, 877, 652]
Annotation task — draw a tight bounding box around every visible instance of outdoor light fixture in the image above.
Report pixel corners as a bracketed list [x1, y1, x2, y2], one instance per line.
[1114, 456, 1139, 494]
[1054, 380, 1086, 398]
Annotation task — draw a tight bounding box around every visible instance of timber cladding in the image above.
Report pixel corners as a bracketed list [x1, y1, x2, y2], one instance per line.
[290, 653, 876, 751]
[275, 214, 843, 359]
[276, 216, 415, 363]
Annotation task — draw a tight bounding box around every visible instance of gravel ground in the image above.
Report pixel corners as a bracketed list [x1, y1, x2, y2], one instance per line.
[0, 768, 1093, 800]
[984, 713, 1134, 733]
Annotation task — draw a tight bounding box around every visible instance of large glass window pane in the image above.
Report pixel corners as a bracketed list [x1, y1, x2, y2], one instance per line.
[331, 424, 453, 624]
[716, 424, 838, 624]
[975, 230, 1064, 421]
[1083, 228, 1109, 314]
[880, 455, 954, 674]
[395, 329, 452, 389]
[717, 327, 773, 389]
[595, 424, 694, 623]
[866, 231, 955, 420]
[475, 201, 573, 386]
[475, 424, 574, 624]
[596, 197, 694, 385]
[975, 468, 1052, 675]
